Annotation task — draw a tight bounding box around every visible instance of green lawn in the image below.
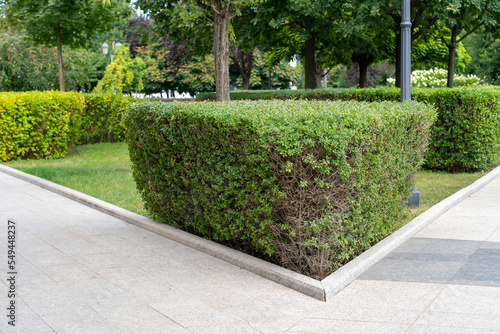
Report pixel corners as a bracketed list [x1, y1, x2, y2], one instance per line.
[4, 142, 499, 224]
[4, 142, 148, 217]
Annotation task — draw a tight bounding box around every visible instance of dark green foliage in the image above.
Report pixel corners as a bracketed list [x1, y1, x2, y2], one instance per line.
[197, 87, 500, 172]
[124, 100, 436, 278]
[70, 93, 135, 146]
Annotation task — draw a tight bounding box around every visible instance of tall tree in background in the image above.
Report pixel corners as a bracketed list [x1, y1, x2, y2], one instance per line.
[255, 0, 348, 89]
[136, 0, 261, 101]
[465, 33, 500, 85]
[355, 0, 438, 87]
[434, 0, 500, 87]
[4, 0, 130, 91]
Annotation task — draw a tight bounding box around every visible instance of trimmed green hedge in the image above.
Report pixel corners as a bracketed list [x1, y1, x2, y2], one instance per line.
[0, 91, 135, 161]
[0, 91, 82, 161]
[125, 100, 436, 279]
[70, 93, 134, 146]
[197, 87, 500, 172]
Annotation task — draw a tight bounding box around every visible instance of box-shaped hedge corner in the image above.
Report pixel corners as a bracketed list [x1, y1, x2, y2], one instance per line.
[124, 100, 437, 279]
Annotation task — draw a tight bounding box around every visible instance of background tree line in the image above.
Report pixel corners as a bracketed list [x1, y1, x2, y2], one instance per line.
[1, 0, 499, 99]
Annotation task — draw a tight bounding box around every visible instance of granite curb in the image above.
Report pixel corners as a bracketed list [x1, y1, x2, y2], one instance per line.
[1, 163, 499, 301]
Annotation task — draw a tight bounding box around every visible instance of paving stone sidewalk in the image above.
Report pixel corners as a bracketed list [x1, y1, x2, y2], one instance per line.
[0, 169, 500, 334]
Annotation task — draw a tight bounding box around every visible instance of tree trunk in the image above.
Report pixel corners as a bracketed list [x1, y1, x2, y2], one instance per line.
[304, 33, 320, 89]
[230, 46, 253, 90]
[358, 62, 369, 88]
[315, 64, 323, 88]
[213, 4, 235, 101]
[268, 67, 272, 89]
[447, 26, 459, 88]
[55, 25, 65, 92]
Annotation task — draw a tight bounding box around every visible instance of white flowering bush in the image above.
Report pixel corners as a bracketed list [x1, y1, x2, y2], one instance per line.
[387, 68, 482, 88]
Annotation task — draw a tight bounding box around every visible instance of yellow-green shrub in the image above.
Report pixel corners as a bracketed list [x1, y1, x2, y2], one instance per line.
[0, 91, 82, 161]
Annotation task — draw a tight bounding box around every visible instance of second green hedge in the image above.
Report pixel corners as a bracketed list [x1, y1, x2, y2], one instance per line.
[198, 87, 500, 172]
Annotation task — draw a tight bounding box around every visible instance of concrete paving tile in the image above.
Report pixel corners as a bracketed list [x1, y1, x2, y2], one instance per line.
[470, 184, 500, 198]
[486, 229, 500, 243]
[60, 277, 128, 304]
[94, 265, 157, 295]
[38, 263, 101, 282]
[50, 236, 105, 256]
[41, 309, 123, 334]
[415, 216, 500, 241]
[446, 198, 500, 217]
[82, 233, 154, 258]
[392, 238, 481, 255]
[359, 258, 465, 283]
[426, 285, 500, 315]
[20, 248, 77, 267]
[406, 324, 500, 334]
[450, 248, 500, 283]
[481, 241, 500, 249]
[90, 294, 192, 334]
[287, 318, 410, 334]
[66, 223, 116, 237]
[414, 311, 500, 330]
[335, 280, 444, 310]
[215, 297, 304, 334]
[74, 252, 130, 269]
[188, 323, 263, 334]
[154, 241, 214, 261]
[310, 305, 421, 324]
[0, 311, 57, 334]
[150, 298, 238, 328]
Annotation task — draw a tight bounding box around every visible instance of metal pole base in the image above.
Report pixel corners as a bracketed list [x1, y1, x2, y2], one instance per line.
[407, 188, 420, 208]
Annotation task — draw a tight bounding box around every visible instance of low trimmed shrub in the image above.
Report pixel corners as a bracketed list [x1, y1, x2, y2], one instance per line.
[0, 91, 82, 161]
[197, 87, 500, 172]
[0, 91, 135, 161]
[125, 100, 436, 279]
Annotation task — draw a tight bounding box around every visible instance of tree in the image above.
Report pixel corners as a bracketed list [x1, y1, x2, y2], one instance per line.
[255, 0, 348, 89]
[355, 0, 439, 87]
[0, 28, 105, 92]
[465, 33, 500, 85]
[230, 49, 301, 90]
[93, 46, 145, 94]
[433, 0, 500, 87]
[4, 0, 130, 91]
[136, 0, 261, 101]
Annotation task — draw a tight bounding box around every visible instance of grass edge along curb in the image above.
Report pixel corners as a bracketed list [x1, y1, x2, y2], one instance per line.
[1, 163, 499, 301]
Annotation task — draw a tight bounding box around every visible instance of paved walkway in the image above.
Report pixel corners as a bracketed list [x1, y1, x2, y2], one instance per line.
[0, 169, 500, 334]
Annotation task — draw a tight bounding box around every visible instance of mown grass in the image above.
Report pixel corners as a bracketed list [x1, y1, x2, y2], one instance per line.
[4, 142, 148, 217]
[4, 142, 499, 224]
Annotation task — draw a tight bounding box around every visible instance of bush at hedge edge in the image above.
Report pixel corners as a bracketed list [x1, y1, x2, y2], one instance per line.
[0, 91, 82, 161]
[124, 100, 437, 279]
[197, 87, 500, 172]
[0, 91, 134, 162]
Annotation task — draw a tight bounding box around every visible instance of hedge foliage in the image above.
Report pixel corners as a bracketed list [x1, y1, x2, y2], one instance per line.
[71, 93, 134, 146]
[0, 91, 82, 161]
[0, 91, 134, 161]
[197, 87, 500, 172]
[125, 100, 436, 279]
